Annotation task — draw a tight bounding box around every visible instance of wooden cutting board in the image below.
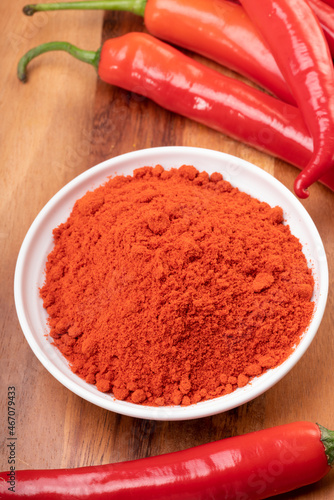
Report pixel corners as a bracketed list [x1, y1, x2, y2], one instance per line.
[1, 4, 334, 499]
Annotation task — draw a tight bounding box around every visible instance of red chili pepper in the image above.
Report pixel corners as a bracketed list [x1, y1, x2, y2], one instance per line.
[321, 0, 334, 8]
[17, 32, 334, 193]
[239, 0, 334, 198]
[306, 0, 334, 56]
[1, 422, 333, 499]
[22, 0, 295, 104]
[231, 0, 334, 58]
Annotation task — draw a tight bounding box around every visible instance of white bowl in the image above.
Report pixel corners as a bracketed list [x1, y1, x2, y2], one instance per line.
[14, 147, 328, 421]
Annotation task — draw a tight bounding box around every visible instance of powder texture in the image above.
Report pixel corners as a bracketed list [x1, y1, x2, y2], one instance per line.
[40, 165, 314, 406]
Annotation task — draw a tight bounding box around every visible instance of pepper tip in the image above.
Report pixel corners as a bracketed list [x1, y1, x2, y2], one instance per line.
[294, 175, 310, 199]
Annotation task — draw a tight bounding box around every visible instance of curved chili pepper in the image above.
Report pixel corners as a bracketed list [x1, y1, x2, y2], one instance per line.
[22, 0, 295, 104]
[17, 32, 334, 194]
[0, 422, 333, 499]
[231, 0, 334, 59]
[307, 0, 334, 56]
[239, 0, 334, 198]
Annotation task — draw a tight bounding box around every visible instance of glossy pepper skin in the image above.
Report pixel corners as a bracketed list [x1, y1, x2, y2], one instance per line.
[17, 32, 334, 193]
[306, 0, 334, 56]
[0, 422, 333, 499]
[22, 0, 294, 104]
[240, 0, 334, 198]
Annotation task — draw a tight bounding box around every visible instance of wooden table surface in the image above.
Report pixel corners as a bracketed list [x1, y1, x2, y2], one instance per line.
[1, 2, 334, 498]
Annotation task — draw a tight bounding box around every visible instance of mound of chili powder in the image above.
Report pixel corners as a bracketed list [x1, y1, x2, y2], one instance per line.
[40, 165, 314, 406]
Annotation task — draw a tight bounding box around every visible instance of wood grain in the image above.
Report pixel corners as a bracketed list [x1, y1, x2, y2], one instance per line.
[1, 4, 333, 499]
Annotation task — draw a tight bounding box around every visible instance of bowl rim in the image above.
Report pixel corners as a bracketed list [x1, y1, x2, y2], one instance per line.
[14, 146, 329, 420]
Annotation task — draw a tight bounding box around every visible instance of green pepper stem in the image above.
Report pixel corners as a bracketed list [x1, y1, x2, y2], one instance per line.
[17, 41, 100, 83]
[23, 0, 147, 16]
[318, 424, 334, 467]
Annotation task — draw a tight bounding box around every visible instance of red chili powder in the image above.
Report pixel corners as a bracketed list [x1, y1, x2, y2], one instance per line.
[40, 165, 314, 406]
